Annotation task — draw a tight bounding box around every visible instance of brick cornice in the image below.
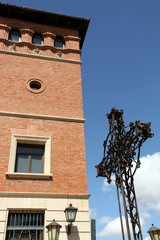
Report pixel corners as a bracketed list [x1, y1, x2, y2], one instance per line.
[0, 38, 82, 54]
[0, 2, 90, 49]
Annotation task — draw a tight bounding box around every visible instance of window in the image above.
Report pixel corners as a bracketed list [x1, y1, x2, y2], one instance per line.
[8, 29, 21, 42]
[6, 211, 44, 240]
[32, 33, 43, 45]
[29, 81, 41, 90]
[26, 78, 46, 94]
[15, 144, 44, 173]
[54, 36, 65, 49]
[7, 135, 52, 179]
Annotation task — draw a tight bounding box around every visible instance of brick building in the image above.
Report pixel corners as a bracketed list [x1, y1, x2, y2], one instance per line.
[0, 3, 90, 239]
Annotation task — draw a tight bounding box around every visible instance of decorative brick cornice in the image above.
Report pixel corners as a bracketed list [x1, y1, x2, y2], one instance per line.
[43, 32, 56, 38]
[64, 36, 81, 42]
[0, 23, 10, 31]
[0, 2, 90, 49]
[0, 48, 82, 64]
[20, 28, 34, 35]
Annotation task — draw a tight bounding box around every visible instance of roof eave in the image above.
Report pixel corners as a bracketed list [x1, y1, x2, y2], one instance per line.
[0, 2, 90, 49]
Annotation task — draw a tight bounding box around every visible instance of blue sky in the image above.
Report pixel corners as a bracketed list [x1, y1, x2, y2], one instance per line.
[2, 0, 160, 239]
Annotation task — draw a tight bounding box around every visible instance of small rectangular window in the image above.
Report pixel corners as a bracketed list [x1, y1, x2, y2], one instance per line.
[9, 29, 21, 42]
[32, 33, 43, 45]
[6, 211, 44, 240]
[54, 37, 64, 49]
[15, 144, 44, 174]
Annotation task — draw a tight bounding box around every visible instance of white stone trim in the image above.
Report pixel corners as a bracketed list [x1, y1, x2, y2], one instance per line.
[6, 173, 52, 179]
[7, 134, 52, 178]
[0, 192, 90, 199]
[0, 196, 91, 240]
[0, 110, 85, 123]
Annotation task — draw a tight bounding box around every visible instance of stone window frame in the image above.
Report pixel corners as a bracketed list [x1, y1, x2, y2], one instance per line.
[6, 135, 52, 179]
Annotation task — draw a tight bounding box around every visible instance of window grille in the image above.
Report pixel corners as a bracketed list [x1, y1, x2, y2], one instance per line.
[6, 211, 44, 240]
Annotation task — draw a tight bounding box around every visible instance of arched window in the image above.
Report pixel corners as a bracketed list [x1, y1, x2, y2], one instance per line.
[8, 29, 21, 42]
[32, 33, 43, 45]
[54, 36, 65, 49]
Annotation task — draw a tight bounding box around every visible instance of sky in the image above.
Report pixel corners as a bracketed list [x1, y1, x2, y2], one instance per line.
[1, 0, 160, 239]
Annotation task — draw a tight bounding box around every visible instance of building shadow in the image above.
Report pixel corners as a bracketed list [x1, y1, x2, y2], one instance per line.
[65, 225, 80, 240]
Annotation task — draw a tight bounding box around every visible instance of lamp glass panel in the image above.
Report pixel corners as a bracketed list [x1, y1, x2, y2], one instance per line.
[56, 230, 60, 240]
[51, 227, 57, 240]
[149, 231, 159, 240]
[68, 211, 76, 222]
[48, 228, 52, 240]
[153, 231, 159, 240]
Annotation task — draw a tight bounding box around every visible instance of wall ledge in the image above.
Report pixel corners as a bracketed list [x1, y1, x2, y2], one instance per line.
[0, 110, 85, 123]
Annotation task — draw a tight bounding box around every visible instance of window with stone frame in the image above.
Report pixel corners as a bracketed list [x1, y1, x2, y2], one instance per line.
[7, 135, 52, 179]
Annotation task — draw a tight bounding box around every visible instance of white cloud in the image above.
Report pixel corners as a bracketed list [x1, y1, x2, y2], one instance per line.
[97, 216, 134, 238]
[143, 237, 150, 240]
[97, 217, 123, 237]
[97, 216, 145, 238]
[98, 216, 111, 224]
[102, 179, 111, 192]
[102, 176, 115, 192]
[135, 152, 160, 214]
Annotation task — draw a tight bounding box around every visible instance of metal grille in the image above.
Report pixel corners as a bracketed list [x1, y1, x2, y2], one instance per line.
[6, 212, 44, 240]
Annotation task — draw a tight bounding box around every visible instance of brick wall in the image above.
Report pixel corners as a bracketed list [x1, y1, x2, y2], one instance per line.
[0, 16, 88, 195]
[0, 54, 83, 118]
[0, 116, 88, 194]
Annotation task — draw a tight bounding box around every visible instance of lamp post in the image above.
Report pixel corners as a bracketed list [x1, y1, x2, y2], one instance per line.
[46, 219, 62, 240]
[64, 204, 78, 234]
[148, 224, 160, 240]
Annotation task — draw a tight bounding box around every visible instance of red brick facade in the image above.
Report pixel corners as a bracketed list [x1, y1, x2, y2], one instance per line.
[0, 4, 89, 195]
[0, 117, 88, 194]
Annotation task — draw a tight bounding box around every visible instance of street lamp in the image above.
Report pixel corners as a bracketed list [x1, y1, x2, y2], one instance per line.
[64, 204, 78, 234]
[148, 224, 160, 240]
[46, 219, 62, 240]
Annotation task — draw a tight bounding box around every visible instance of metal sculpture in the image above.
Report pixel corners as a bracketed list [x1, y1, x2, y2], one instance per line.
[96, 108, 153, 240]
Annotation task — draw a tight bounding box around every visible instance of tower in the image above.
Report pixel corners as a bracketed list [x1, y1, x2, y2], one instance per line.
[0, 3, 90, 240]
